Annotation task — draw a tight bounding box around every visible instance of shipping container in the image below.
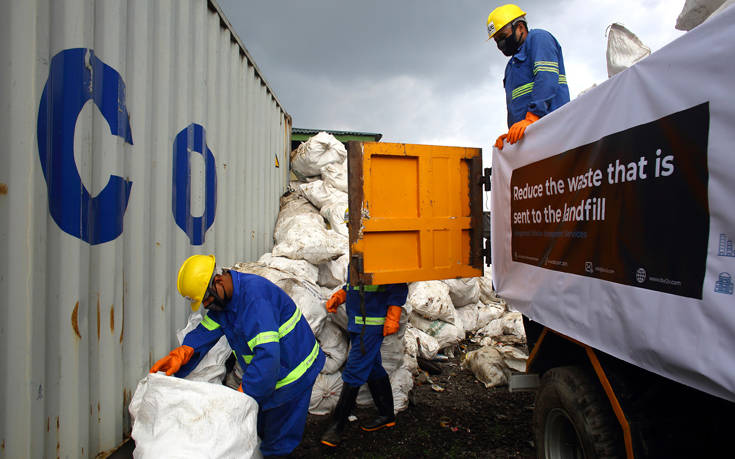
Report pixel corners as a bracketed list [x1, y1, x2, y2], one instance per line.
[346, 141, 485, 285]
[0, 1, 291, 457]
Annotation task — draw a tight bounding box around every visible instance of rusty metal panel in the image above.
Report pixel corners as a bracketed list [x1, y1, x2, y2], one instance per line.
[0, 1, 290, 457]
[348, 142, 484, 285]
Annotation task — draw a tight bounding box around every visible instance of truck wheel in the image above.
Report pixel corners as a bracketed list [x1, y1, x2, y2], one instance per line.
[534, 366, 623, 459]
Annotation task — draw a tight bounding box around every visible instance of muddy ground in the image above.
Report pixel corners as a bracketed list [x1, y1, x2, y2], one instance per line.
[292, 341, 536, 459]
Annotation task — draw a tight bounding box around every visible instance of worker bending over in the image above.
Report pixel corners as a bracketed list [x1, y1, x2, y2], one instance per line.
[488, 4, 570, 149]
[151, 254, 325, 458]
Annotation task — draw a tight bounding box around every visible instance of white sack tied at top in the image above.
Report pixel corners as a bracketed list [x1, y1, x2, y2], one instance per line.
[291, 132, 347, 178]
[606, 23, 651, 77]
[129, 373, 261, 459]
[317, 319, 349, 374]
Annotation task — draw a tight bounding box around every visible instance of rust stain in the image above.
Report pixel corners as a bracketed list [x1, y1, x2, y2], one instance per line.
[96, 294, 101, 341]
[56, 416, 59, 430]
[109, 304, 115, 334]
[120, 273, 126, 343]
[71, 302, 81, 339]
[160, 303, 164, 312]
[0, 183, 7, 195]
[156, 242, 160, 247]
[1, 439, 4, 450]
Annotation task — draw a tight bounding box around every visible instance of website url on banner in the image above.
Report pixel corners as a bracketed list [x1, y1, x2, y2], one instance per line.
[649, 276, 682, 286]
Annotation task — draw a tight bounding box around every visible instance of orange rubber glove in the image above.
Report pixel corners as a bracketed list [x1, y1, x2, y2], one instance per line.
[325, 289, 346, 313]
[507, 112, 540, 144]
[494, 133, 508, 150]
[150, 345, 194, 376]
[383, 306, 402, 336]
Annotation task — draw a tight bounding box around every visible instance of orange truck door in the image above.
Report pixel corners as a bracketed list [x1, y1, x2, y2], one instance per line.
[346, 141, 485, 285]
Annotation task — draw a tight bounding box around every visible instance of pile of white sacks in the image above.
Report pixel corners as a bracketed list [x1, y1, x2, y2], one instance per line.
[180, 132, 528, 415]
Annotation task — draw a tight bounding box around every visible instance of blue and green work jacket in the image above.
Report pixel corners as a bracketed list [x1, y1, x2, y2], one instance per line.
[503, 28, 570, 127]
[177, 271, 325, 410]
[343, 277, 408, 335]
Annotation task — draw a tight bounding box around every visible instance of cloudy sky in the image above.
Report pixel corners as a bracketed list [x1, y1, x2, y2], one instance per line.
[217, 0, 686, 155]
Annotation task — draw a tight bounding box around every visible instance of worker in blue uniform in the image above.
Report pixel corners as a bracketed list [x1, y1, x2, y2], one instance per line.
[487, 4, 570, 150]
[320, 273, 408, 447]
[150, 254, 325, 458]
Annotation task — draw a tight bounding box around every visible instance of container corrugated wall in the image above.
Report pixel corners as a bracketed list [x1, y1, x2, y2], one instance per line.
[0, 1, 291, 457]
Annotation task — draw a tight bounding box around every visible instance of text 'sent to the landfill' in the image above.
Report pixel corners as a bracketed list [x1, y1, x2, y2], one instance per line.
[508, 102, 710, 299]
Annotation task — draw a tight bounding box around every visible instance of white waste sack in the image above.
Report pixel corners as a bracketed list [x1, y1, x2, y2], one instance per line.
[175, 312, 232, 384]
[291, 132, 347, 178]
[257, 253, 319, 285]
[317, 319, 349, 374]
[272, 228, 348, 265]
[273, 193, 324, 245]
[496, 345, 529, 373]
[442, 278, 480, 308]
[404, 325, 440, 360]
[129, 373, 260, 459]
[455, 303, 479, 333]
[406, 281, 456, 324]
[321, 200, 349, 237]
[409, 311, 464, 350]
[299, 180, 346, 210]
[676, 0, 729, 30]
[309, 371, 344, 415]
[461, 346, 508, 388]
[321, 160, 348, 193]
[329, 302, 349, 332]
[606, 23, 651, 77]
[318, 254, 349, 288]
[476, 301, 506, 331]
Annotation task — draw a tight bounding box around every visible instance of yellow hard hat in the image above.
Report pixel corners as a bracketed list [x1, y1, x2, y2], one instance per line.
[177, 254, 216, 311]
[487, 4, 526, 39]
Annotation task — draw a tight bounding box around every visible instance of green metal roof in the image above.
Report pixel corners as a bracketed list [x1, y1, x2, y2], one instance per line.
[291, 128, 382, 142]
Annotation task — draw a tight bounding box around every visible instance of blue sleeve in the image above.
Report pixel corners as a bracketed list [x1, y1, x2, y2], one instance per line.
[527, 31, 564, 118]
[386, 283, 409, 307]
[176, 317, 224, 377]
[240, 300, 281, 404]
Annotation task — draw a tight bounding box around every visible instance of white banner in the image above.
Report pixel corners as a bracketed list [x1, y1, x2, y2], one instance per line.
[491, 5, 735, 402]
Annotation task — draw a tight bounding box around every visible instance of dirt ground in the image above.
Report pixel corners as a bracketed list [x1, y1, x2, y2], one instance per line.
[291, 341, 536, 459]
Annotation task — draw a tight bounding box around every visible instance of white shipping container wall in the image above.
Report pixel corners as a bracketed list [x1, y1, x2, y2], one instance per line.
[0, 0, 291, 457]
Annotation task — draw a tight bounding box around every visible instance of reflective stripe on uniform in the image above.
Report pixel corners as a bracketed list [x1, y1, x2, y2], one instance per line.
[558, 74, 567, 85]
[248, 331, 279, 350]
[348, 284, 385, 292]
[354, 316, 386, 325]
[511, 82, 534, 99]
[278, 307, 302, 338]
[275, 341, 320, 390]
[533, 60, 559, 75]
[201, 314, 221, 331]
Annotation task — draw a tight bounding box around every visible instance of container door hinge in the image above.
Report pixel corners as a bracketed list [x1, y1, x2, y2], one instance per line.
[482, 167, 492, 191]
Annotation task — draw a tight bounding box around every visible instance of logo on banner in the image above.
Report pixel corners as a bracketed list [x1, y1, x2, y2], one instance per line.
[509, 103, 710, 299]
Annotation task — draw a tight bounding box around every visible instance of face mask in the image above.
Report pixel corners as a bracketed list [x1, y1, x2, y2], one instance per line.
[204, 269, 229, 311]
[496, 22, 522, 57]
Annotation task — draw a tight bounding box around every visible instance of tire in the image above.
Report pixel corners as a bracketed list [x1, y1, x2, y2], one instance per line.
[534, 366, 624, 459]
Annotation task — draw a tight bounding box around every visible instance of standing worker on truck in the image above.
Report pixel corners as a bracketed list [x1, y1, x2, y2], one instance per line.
[320, 266, 408, 447]
[488, 4, 570, 150]
[150, 254, 325, 458]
